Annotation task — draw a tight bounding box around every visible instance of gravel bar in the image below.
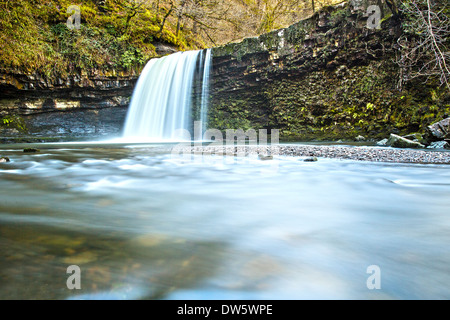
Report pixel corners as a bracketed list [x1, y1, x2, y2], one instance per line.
[177, 144, 450, 164]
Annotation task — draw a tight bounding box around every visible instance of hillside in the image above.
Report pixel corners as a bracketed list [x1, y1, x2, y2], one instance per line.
[0, 0, 342, 76]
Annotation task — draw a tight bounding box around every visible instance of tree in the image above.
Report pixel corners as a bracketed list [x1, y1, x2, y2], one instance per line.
[117, 0, 147, 33]
[396, 0, 450, 92]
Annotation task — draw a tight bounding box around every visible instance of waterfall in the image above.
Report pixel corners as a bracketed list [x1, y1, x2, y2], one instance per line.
[123, 49, 212, 141]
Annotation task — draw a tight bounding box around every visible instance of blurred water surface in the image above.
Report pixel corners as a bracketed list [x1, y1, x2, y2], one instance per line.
[0, 143, 449, 300]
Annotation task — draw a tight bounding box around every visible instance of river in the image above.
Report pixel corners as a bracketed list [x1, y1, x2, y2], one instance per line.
[0, 143, 449, 300]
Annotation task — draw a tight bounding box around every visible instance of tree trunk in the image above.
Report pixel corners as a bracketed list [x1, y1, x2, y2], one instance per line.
[159, 6, 174, 35]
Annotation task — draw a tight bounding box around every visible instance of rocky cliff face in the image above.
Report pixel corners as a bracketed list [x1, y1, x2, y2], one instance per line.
[209, 1, 450, 141]
[0, 66, 138, 142]
[0, 68, 138, 114]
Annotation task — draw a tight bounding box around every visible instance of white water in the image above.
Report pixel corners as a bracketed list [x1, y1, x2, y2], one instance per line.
[123, 50, 212, 141]
[200, 49, 212, 136]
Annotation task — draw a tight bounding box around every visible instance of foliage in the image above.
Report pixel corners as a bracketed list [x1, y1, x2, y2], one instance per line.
[0, 0, 204, 75]
[1, 115, 27, 132]
[0, 0, 343, 76]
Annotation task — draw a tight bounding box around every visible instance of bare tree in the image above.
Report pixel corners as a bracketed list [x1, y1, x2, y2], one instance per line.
[134, 0, 343, 47]
[396, 0, 450, 92]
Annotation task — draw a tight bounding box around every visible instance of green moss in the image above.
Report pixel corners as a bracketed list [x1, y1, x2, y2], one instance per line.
[329, 7, 348, 25]
[1, 115, 27, 133]
[0, 0, 204, 76]
[212, 48, 450, 142]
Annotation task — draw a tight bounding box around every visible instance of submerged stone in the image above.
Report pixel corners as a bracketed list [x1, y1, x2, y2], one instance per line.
[23, 148, 40, 153]
[304, 157, 318, 162]
[258, 155, 274, 161]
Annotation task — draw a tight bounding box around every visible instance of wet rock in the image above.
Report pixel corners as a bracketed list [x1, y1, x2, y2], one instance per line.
[427, 141, 449, 149]
[388, 134, 425, 149]
[258, 155, 274, 161]
[403, 133, 425, 144]
[23, 148, 40, 153]
[355, 135, 365, 142]
[425, 118, 450, 142]
[154, 42, 179, 56]
[377, 139, 388, 146]
[3, 128, 19, 135]
[304, 157, 318, 162]
[0, 157, 10, 163]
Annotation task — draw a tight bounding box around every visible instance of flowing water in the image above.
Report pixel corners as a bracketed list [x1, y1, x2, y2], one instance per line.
[0, 143, 449, 300]
[200, 49, 212, 136]
[123, 50, 212, 141]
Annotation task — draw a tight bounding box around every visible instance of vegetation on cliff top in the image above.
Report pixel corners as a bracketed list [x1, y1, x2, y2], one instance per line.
[0, 0, 198, 76]
[0, 0, 341, 77]
[209, 1, 450, 141]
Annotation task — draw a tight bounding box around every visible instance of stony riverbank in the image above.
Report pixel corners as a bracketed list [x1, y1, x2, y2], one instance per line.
[179, 145, 450, 164]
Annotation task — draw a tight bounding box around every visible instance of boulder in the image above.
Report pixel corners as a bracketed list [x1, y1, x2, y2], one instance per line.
[376, 138, 388, 146]
[403, 133, 425, 144]
[424, 118, 450, 142]
[388, 134, 426, 149]
[355, 135, 365, 142]
[304, 157, 318, 162]
[0, 157, 10, 163]
[427, 141, 449, 149]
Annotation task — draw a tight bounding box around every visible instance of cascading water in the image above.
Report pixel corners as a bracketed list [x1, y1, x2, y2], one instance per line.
[123, 49, 212, 141]
[200, 49, 212, 136]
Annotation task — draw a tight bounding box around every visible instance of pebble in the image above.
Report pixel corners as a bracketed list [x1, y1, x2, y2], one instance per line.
[176, 145, 450, 164]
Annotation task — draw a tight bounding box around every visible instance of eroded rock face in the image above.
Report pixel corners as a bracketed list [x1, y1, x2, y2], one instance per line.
[208, 2, 449, 141]
[0, 67, 136, 141]
[0, 96, 131, 116]
[0, 68, 139, 93]
[0, 71, 136, 114]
